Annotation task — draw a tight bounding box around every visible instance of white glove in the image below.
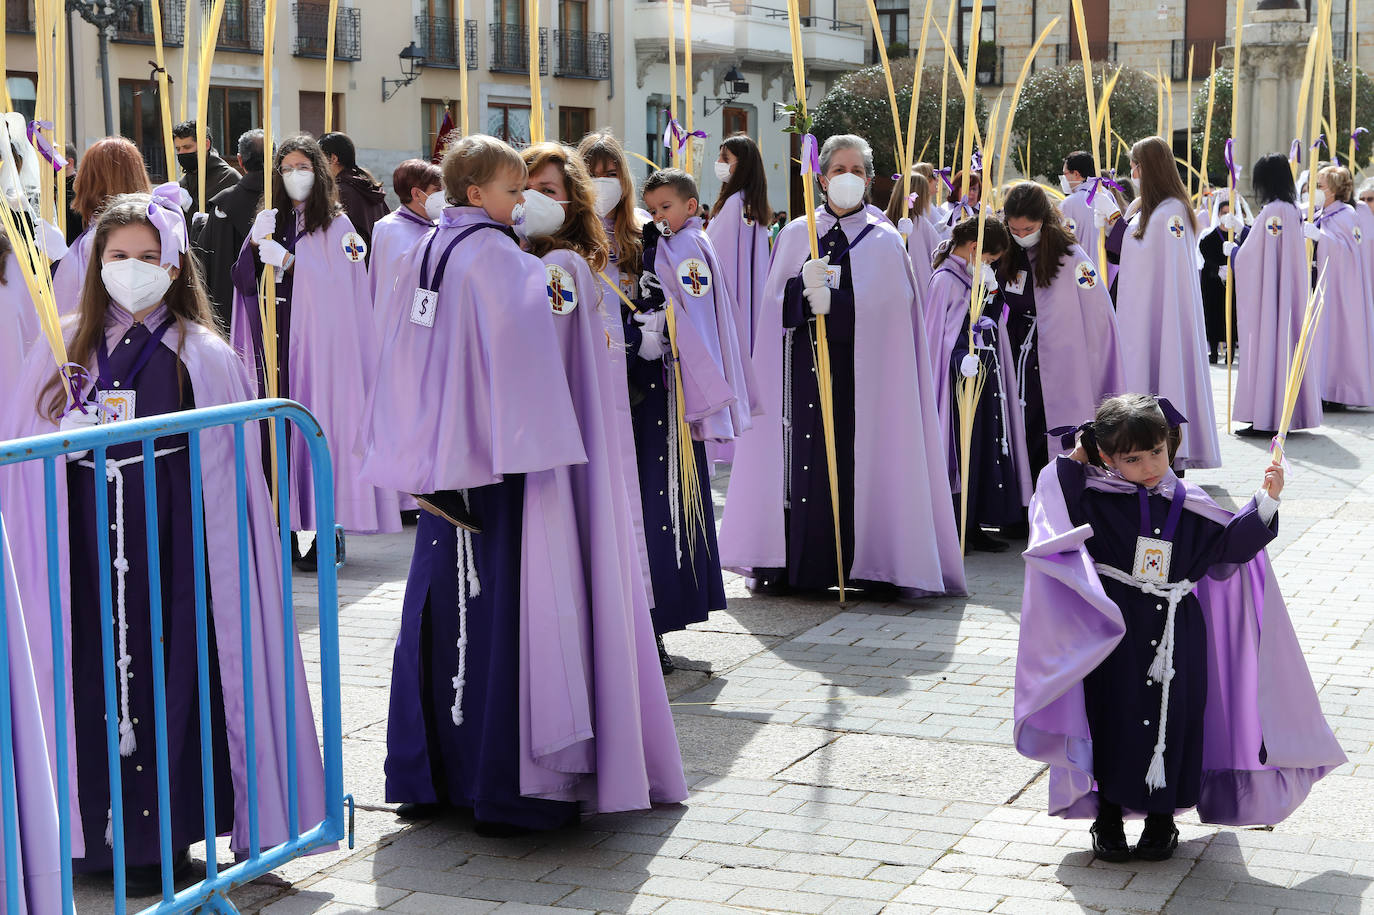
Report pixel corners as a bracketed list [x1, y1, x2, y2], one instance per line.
[633, 309, 666, 334]
[259, 239, 291, 268]
[1222, 240, 1239, 258]
[896, 217, 914, 236]
[40, 219, 68, 259]
[1219, 213, 1244, 233]
[1090, 191, 1117, 215]
[637, 330, 667, 360]
[1303, 222, 1324, 242]
[802, 283, 831, 315]
[1093, 210, 1108, 229]
[251, 208, 279, 244]
[638, 271, 662, 299]
[800, 255, 831, 290]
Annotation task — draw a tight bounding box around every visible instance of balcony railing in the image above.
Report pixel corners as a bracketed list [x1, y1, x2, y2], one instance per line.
[1170, 37, 1224, 80]
[6, 0, 33, 32]
[293, 3, 361, 60]
[203, 0, 264, 52]
[553, 29, 609, 79]
[489, 23, 548, 75]
[415, 14, 478, 69]
[1054, 41, 1118, 67]
[112, 0, 186, 46]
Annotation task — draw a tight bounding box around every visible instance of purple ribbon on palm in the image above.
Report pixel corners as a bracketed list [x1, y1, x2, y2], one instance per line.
[60, 362, 92, 417]
[27, 120, 67, 172]
[800, 134, 820, 175]
[1224, 138, 1242, 188]
[1085, 176, 1125, 205]
[1353, 127, 1369, 152]
[1289, 138, 1302, 163]
[662, 113, 707, 158]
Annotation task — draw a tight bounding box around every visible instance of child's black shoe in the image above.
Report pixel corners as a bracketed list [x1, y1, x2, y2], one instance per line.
[1090, 820, 1131, 863]
[1134, 814, 1179, 861]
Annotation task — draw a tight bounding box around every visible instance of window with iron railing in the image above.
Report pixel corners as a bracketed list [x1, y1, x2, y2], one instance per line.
[203, 0, 264, 52]
[553, 30, 608, 79]
[112, 0, 186, 45]
[416, 14, 478, 68]
[489, 23, 547, 74]
[293, 3, 361, 60]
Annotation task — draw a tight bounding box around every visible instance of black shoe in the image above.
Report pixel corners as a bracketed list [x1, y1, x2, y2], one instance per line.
[295, 539, 318, 572]
[1000, 520, 1030, 540]
[656, 633, 674, 674]
[474, 819, 533, 838]
[1134, 815, 1179, 861]
[294, 528, 345, 573]
[401, 509, 421, 526]
[1323, 400, 1348, 412]
[125, 847, 192, 896]
[968, 529, 1011, 553]
[1090, 820, 1131, 863]
[1235, 424, 1275, 438]
[395, 801, 441, 820]
[416, 491, 482, 533]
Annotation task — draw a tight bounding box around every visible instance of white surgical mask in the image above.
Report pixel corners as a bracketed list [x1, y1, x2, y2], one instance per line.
[514, 190, 567, 239]
[1059, 174, 1074, 194]
[654, 218, 673, 237]
[1013, 229, 1041, 248]
[423, 190, 447, 222]
[282, 169, 315, 202]
[1312, 189, 1327, 211]
[102, 259, 173, 313]
[825, 173, 867, 211]
[591, 177, 623, 217]
[713, 160, 733, 182]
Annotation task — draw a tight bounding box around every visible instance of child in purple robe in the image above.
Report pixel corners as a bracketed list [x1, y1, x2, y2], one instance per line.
[1306, 165, 1374, 409]
[707, 135, 772, 357]
[885, 171, 941, 295]
[230, 134, 400, 570]
[1058, 150, 1126, 287]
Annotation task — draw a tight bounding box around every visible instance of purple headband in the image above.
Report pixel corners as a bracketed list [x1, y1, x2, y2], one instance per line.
[146, 182, 189, 268]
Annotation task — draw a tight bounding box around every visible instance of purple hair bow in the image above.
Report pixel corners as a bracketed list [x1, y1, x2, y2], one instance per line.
[662, 113, 707, 158]
[800, 134, 820, 175]
[26, 120, 67, 172]
[147, 181, 189, 268]
[1154, 396, 1188, 427]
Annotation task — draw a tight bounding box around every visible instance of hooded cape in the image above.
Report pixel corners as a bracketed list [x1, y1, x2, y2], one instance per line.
[704, 191, 771, 355]
[1014, 460, 1345, 824]
[905, 213, 942, 297]
[1313, 202, 1374, 406]
[368, 206, 433, 316]
[51, 227, 92, 317]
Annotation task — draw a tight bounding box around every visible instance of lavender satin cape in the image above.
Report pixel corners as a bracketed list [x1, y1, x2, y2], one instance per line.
[654, 218, 759, 442]
[1313, 203, 1374, 406]
[0, 314, 328, 861]
[358, 206, 587, 493]
[368, 207, 433, 317]
[523, 250, 687, 809]
[905, 214, 942, 298]
[1059, 185, 1122, 285]
[230, 213, 401, 533]
[0, 527, 61, 913]
[51, 227, 91, 317]
[1015, 460, 1345, 823]
[924, 255, 1032, 503]
[719, 208, 965, 594]
[1117, 199, 1223, 469]
[1234, 201, 1322, 431]
[1, 255, 41, 401]
[705, 192, 771, 355]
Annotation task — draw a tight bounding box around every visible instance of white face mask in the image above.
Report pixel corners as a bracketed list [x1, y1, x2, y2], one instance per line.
[654, 218, 673, 237]
[1059, 174, 1075, 194]
[1013, 229, 1041, 248]
[102, 259, 173, 313]
[714, 160, 733, 182]
[514, 190, 567, 239]
[1312, 189, 1327, 211]
[590, 177, 623, 218]
[423, 190, 447, 222]
[282, 169, 316, 202]
[825, 172, 867, 211]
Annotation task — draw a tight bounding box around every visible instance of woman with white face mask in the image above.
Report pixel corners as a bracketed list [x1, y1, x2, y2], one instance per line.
[720, 133, 966, 597]
[1305, 164, 1374, 409]
[230, 134, 400, 570]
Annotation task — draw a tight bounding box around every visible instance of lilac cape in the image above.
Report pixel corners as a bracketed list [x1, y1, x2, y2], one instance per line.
[593, 232, 655, 609]
[1312, 203, 1374, 406]
[1, 254, 41, 402]
[230, 212, 400, 533]
[719, 208, 965, 594]
[904, 213, 942, 298]
[358, 206, 587, 493]
[0, 316, 328, 862]
[50, 227, 92, 317]
[704, 191, 771, 355]
[1059, 185, 1123, 286]
[520, 249, 687, 809]
[367, 207, 433, 318]
[654, 217, 759, 442]
[1015, 460, 1345, 823]
[1117, 198, 1223, 469]
[1354, 203, 1374, 326]
[0, 526, 62, 913]
[923, 255, 1032, 504]
[1233, 201, 1322, 431]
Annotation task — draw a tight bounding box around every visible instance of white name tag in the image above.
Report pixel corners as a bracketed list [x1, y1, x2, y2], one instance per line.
[1133, 536, 1173, 584]
[1005, 270, 1027, 296]
[410, 288, 438, 327]
[824, 264, 842, 289]
[97, 390, 137, 424]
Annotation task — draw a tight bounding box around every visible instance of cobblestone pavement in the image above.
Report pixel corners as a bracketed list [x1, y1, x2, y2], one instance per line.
[102, 367, 1374, 913]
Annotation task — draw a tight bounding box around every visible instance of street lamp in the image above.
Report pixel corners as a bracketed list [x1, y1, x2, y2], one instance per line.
[67, 0, 145, 135]
[703, 66, 750, 117]
[382, 42, 426, 102]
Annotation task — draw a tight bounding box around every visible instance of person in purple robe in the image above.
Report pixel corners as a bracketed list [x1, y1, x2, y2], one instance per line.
[1058, 150, 1127, 288]
[368, 158, 443, 308]
[1197, 189, 1249, 364]
[885, 170, 942, 295]
[939, 169, 981, 232]
[0, 224, 42, 399]
[994, 182, 1126, 477]
[1355, 179, 1374, 323]
[1, 188, 326, 895]
[1306, 164, 1374, 409]
[720, 134, 964, 597]
[53, 138, 151, 316]
[1015, 393, 1343, 863]
[707, 134, 772, 357]
[924, 217, 1029, 552]
[1231, 154, 1322, 436]
[230, 134, 400, 571]
[1116, 137, 1222, 470]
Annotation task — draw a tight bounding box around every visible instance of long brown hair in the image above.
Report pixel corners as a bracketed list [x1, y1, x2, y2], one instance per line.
[1130, 136, 1195, 240]
[932, 216, 1009, 270]
[40, 194, 218, 421]
[885, 170, 931, 222]
[71, 137, 151, 224]
[576, 130, 642, 277]
[520, 142, 610, 273]
[711, 134, 771, 225]
[269, 134, 343, 238]
[998, 182, 1077, 289]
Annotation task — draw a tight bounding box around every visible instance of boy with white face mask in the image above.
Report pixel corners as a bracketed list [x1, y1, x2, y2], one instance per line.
[1058, 150, 1124, 284]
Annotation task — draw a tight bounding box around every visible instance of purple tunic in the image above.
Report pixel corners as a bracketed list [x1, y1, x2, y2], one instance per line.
[1117, 199, 1223, 469]
[1015, 460, 1345, 824]
[1312, 202, 1374, 406]
[1234, 201, 1322, 432]
[230, 208, 401, 533]
[720, 207, 965, 594]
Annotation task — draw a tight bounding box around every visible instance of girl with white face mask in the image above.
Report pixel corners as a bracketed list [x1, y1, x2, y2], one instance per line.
[707, 135, 772, 357]
[233, 134, 401, 571]
[1, 187, 328, 895]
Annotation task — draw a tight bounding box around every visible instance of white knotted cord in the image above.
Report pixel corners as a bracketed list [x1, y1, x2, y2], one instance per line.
[1015, 317, 1038, 422]
[450, 491, 480, 727]
[1094, 562, 1199, 793]
[665, 364, 683, 567]
[782, 328, 794, 509]
[974, 334, 1013, 457]
[78, 446, 185, 847]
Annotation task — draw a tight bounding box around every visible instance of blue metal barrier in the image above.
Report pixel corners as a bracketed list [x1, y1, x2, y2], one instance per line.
[0, 399, 349, 914]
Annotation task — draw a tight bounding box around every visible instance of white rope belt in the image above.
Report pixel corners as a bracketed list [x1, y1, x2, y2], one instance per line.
[1095, 562, 1199, 793]
[974, 338, 1013, 457]
[1015, 317, 1037, 417]
[451, 491, 480, 727]
[78, 445, 185, 845]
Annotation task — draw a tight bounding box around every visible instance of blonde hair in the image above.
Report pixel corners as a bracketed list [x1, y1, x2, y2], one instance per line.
[441, 134, 526, 207]
[1318, 164, 1354, 203]
[521, 142, 610, 273]
[885, 171, 930, 222]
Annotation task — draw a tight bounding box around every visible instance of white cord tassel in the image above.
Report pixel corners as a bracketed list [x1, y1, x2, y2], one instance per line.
[665, 365, 683, 568]
[782, 328, 794, 509]
[1016, 318, 1038, 415]
[105, 808, 113, 847]
[450, 492, 478, 727]
[975, 335, 1013, 457]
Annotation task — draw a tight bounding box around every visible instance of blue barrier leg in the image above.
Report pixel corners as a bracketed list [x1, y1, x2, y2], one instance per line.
[43, 457, 75, 914]
[140, 438, 175, 902]
[0, 489, 22, 915]
[186, 431, 219, 883]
